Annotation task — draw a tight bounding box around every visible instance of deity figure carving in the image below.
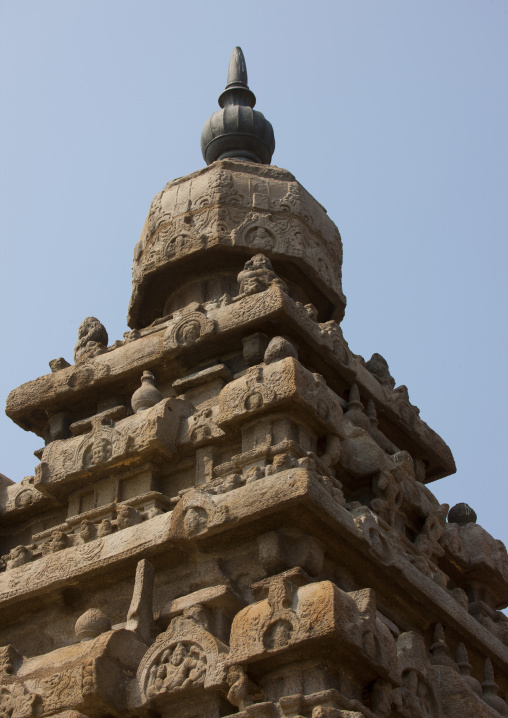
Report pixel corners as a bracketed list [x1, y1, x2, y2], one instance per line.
[147, 641, 207, 696]
[83, 434, 113, 468]
[188, 407, 221, 444]
[237, 254, 287, 296]
[165, 309, 216, 349]
[246, 226, 276, 251]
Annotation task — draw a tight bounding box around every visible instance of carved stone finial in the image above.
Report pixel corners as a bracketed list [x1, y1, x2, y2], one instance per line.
[126, 559, 154, 645]
[264, 336, 298, 364]
[201, 47, 275, 165]
[131, 370, 163, 413]
[366, 399, 378, 426]
[448, 502, 477, 525]
[344, 384, 370, 431]
[75, 608, 111, 641]
[74, 317, 108, 362]
[430, 623, 455, 667]
[482, 657, 508, 715]
[49, 357, 70, 372]
[456, 642, 482, 695]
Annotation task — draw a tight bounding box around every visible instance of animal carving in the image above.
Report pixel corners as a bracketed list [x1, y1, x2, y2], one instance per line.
[74, 317, 108, 362]
[226, 665, 253, 710]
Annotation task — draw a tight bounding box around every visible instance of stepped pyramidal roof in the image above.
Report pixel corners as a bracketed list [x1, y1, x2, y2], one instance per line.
[1, 48, 507, 718]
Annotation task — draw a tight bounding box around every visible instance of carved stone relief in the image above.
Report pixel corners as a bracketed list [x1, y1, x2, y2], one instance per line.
[37, 399, 178, 488]
[137, 614, 228, 706]
[164, 309, 216, 349]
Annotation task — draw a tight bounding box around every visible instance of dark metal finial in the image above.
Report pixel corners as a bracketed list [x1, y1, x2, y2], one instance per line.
[219, 46, 256, 109]
[201, 47, 275, 165]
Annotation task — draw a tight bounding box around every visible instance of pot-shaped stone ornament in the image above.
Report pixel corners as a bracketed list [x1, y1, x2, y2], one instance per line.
[131, 371, 163, 413]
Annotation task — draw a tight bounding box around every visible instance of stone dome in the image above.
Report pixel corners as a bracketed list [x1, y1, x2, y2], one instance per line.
[75, 608, 112, 641]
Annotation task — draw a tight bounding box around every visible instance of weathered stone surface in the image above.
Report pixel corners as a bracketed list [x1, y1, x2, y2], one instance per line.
[1, 48, 506, 718]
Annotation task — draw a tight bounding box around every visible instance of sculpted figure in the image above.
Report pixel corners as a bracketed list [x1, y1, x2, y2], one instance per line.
[147, 641, 208, 697]
[249, 226, 275, 250]
[97, 518, 113, 537]
[89, 435, 113, 466]
[47, 530, 68, 553]
[227, 665, 253, 711]
[415, 504, 448, 559]
[188, 407, 214, 443]
[366, 353, 396, 389]
[115, 504, 142, 531]
[2, 545, 32, 571]
[79, 520, 96, 543]
[237, 254, 287, 296]
[73, 317, 108, 362]
[370, 470, 403, 527]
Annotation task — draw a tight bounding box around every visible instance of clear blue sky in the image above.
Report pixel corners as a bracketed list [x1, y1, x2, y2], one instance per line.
[1, 1, 507, 553]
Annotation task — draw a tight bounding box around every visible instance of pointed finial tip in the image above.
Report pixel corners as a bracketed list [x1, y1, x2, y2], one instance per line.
[227, 46, 248, 88]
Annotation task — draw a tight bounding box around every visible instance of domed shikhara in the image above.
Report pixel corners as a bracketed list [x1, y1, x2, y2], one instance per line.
[127, 159, 346, 330]
[201, 47, 275, 165]
[128, 49, 343, 330]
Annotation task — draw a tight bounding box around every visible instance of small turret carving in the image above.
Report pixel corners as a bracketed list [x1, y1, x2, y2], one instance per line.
[430, 624, 456, 668]
[366, 399, 398, 453]
[482, 658, 508, 715]
[344, 384, 370, 431]
[456, 643, 482, 695]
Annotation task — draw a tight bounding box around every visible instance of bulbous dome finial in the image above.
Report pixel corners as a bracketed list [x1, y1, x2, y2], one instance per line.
[201, 47, 275, 165]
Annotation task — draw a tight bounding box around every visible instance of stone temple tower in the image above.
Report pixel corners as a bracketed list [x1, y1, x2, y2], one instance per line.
[2, 47, 508, 718]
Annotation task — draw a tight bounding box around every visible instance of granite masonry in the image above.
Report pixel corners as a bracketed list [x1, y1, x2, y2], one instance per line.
[1, 47, 507, 718]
